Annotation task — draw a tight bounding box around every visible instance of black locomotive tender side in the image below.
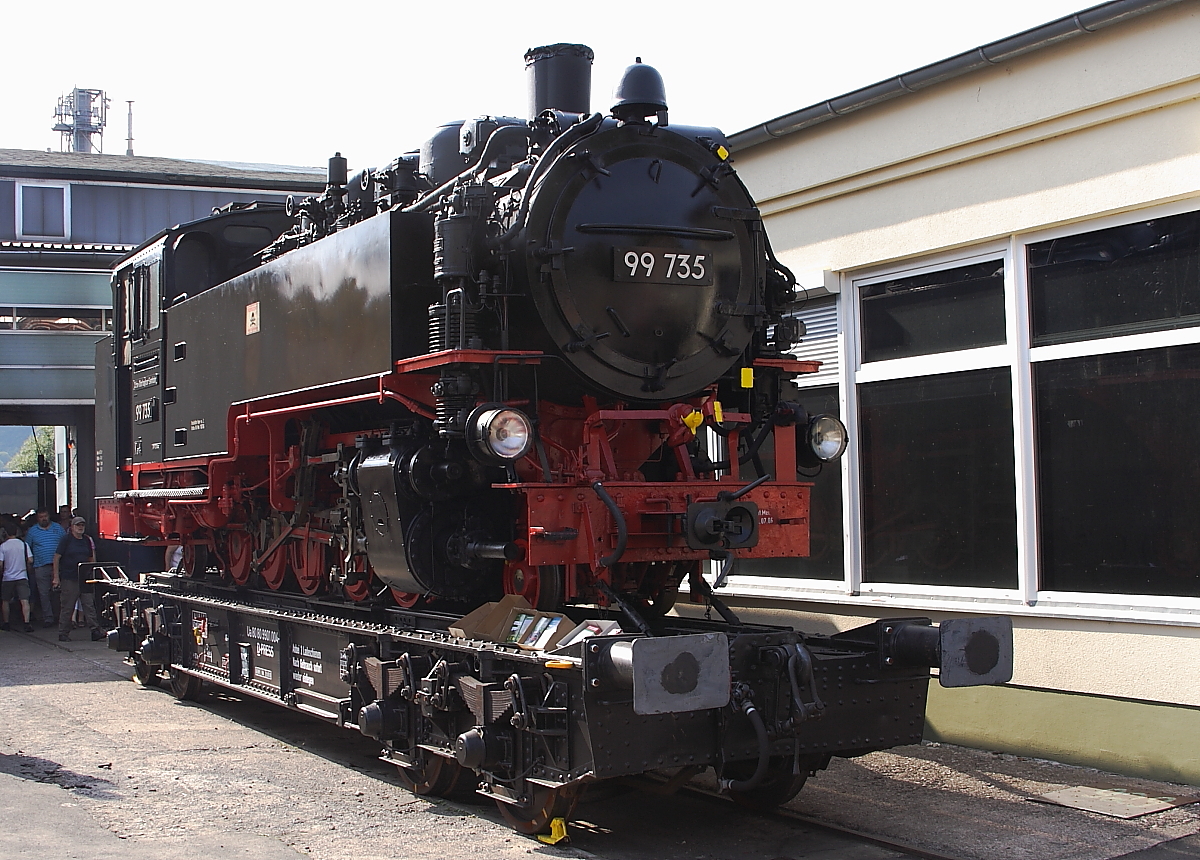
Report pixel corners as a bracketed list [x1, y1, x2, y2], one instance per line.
[97, 44, 1014, 835]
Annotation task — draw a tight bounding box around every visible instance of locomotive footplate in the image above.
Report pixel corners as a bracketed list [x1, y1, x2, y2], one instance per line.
[100, 569, 1011, 833]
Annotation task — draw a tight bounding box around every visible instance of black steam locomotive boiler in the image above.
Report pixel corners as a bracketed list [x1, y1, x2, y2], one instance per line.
[95, 44, 1013, 835]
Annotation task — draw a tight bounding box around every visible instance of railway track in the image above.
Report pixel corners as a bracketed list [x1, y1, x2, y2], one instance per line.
[180, 675, 967, 860]
[666, 777, 969, 860]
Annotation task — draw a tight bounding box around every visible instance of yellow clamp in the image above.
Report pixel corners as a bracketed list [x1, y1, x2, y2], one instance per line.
[537, 817, 569, 845]
[682, 410, 704, 435]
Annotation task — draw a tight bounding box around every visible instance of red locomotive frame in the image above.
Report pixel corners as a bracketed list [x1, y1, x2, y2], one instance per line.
[98, 349, 819, 610]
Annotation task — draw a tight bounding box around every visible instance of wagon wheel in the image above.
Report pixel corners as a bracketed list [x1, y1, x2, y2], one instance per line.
[225, 530, 255, 586]
[496, 783, 579, 835]
[641, 561, 688, 617]
[503, 563, 564, 611]
[725, 755, 817, 811]
[166, 666, 203, 701]
[258, 542, 289, 591]
[289, 539, 327, 595]
[180, 544, 209, 579]
[394, 751, 474, 798]
[342, 555, 372, 602]
[647, 583, 679, 615]
[132, 657, 161, 688]
[390, 589, 422, 608]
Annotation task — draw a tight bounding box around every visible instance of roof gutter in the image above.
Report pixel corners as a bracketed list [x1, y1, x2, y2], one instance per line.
[728, 0, 1187, 151]
[0, 164, 324, 193]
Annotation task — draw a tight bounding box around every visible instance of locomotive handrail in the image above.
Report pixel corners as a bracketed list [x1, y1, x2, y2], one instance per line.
[575, 223, 735, 240]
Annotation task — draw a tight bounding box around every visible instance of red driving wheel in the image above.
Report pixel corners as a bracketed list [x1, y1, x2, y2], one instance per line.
[390, 589, 422, 608]
[342, 555, 372, 602]
[502, 562, 564, 611]
[289, 539, 326, 595]
[225, 530, 254, 586]
[259, 542, 288, 590]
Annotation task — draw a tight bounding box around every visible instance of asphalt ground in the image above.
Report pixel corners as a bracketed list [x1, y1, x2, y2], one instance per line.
[0, 624, 1196, 860]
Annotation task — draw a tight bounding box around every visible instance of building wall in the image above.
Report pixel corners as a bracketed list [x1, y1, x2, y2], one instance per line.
[735, 5, 1200, 274]
[727, 1, 1200, 783]
[0, 160, 313, 525]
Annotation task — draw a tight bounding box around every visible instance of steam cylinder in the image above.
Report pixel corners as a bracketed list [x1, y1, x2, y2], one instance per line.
[525, 43, 593, 120]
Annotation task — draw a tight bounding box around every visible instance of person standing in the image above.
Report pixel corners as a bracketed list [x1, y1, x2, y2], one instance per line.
[52, 517, 102, 642]
[0, 528, 34, 632]
[24, 508, 65, 628]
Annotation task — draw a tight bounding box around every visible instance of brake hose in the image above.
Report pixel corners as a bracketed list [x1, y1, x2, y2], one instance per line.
[720, 698, 771, 792]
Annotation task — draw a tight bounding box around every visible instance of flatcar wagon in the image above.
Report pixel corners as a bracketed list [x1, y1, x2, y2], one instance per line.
[95, 44, 1013, 835]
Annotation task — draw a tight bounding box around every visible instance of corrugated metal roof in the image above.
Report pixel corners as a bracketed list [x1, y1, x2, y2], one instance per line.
[0, 148, 325, 192]
[0, 240, 135, 252]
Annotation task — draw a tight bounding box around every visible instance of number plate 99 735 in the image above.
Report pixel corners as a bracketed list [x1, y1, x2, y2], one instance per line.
[613, 246, 713, 285]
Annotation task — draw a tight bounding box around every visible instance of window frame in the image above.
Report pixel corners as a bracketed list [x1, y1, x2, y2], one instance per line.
[717, 201, 1200, 626]
[15, 181, 71, 241]
[849, 244, 1025, 604]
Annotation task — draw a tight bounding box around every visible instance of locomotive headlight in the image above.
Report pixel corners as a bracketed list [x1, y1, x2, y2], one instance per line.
[806, 414, 848, 462]
[468, 405, 534, 464]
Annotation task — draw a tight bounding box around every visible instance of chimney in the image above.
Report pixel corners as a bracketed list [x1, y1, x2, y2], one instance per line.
[125, 101, 134, 156]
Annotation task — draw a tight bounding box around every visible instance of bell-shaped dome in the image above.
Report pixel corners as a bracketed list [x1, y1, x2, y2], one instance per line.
[611, 58, 667, 123]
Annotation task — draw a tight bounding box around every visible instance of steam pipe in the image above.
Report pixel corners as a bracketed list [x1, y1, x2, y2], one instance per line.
[488, 112, 605, 249]
[402, 125, 532, 213]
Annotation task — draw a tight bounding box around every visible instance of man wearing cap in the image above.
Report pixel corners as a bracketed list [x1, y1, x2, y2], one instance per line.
[25, 508, 65, 628]
[52, 517, 102, 642]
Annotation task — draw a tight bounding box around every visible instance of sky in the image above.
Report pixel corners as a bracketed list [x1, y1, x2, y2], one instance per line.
[3, 0, 1097, 173]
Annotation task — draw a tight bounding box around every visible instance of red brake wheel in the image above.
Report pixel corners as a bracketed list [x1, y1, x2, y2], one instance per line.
[290, 539, 326, 595]
[259, 542, 288, 590]
[503, 563, 564, 610]
[226, 530, 254, 586]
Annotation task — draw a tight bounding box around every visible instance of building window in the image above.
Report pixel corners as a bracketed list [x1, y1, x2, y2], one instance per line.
[860, 260, 1005, 363]
[0, 307, 108, 331]
[17, 184, 68, 239]
[1028, 209, 1200, 347]
[859, 368, 1018, 588]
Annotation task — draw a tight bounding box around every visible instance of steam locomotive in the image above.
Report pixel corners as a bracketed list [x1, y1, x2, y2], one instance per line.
[95, 45, 1012, 835]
